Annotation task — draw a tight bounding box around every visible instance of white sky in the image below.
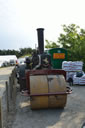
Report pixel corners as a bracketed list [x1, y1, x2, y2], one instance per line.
[0, 0, 85, 50]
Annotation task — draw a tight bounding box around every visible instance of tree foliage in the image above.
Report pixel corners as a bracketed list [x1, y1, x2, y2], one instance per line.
[58, 24, 85, 70]
[45, 40, 59, 49]
[58, 24, 85, 60]
[19, 47, 33, 56]
[0, 47, 35, 58]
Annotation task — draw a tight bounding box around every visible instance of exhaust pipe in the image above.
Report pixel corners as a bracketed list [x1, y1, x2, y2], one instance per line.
[37, 28, 44, 54]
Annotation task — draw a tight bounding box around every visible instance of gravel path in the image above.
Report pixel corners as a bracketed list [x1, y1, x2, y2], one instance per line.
[0, 67, 14, 96]
[1, 67, 85, 128]
[9, 85, 85, 128]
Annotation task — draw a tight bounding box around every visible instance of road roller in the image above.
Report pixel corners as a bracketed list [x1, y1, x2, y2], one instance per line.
[25, 28, 72, 109]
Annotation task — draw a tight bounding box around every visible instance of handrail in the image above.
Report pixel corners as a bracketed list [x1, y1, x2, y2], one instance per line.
[30, 86, 72, 96]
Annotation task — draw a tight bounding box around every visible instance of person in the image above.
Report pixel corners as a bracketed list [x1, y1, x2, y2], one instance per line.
[24, 57, 31, 69]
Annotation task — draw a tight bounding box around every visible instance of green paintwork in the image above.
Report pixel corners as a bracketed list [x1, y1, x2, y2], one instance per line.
[48, 48, 67, 69]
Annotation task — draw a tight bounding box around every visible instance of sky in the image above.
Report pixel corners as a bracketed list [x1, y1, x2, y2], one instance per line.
[0, 0, 85, 50]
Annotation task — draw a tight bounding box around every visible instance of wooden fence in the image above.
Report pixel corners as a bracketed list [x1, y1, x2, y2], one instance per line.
[0, 97, 3, 128]
[0, 67, 17, 128]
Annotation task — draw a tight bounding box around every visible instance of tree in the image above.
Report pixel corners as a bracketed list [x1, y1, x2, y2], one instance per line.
[19, 47, 33, 56]
[0, 47, 33, 58]
[45, 40, 59, 49]
[58, 24, 85, 70]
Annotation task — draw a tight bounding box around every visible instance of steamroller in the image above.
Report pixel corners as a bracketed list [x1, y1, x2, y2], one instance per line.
[25, 28, 72, 109]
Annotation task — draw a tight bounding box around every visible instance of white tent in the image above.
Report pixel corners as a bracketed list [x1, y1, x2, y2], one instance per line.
[0, 55, 17, 67]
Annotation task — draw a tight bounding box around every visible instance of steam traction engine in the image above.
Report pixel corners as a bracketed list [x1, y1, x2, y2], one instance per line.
[25, 28, 72, 109]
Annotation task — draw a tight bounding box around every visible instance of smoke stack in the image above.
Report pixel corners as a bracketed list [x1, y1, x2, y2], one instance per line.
[37, 28, 44, 54]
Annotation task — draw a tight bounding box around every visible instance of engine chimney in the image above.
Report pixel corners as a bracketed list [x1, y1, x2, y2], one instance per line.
[37, 28, 44, 54]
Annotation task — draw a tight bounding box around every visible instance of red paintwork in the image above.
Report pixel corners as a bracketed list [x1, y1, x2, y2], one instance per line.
[30, 91, 71, 97]
[26, 69, 66, 94]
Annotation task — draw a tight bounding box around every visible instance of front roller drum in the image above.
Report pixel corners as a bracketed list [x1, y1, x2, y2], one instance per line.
[30, 75, 67, 109]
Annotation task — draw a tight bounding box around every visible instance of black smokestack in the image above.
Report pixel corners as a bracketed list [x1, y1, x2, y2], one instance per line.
[37, 28, 44, 54]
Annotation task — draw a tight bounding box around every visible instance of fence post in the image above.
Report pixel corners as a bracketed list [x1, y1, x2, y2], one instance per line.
[6, 81, 9, 112]
[0, 97, 3, 128]
[9, 76, 12, 99]
[13, 70, 15, 85]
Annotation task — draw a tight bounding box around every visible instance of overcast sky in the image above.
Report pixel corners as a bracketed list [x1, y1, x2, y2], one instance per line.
[0, 0, 85, 50]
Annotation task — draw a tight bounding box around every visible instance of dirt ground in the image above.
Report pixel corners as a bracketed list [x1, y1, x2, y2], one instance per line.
[6, 83, 85, 128]
[0, 67, 14, 96]
[1, 67, 85, 128]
